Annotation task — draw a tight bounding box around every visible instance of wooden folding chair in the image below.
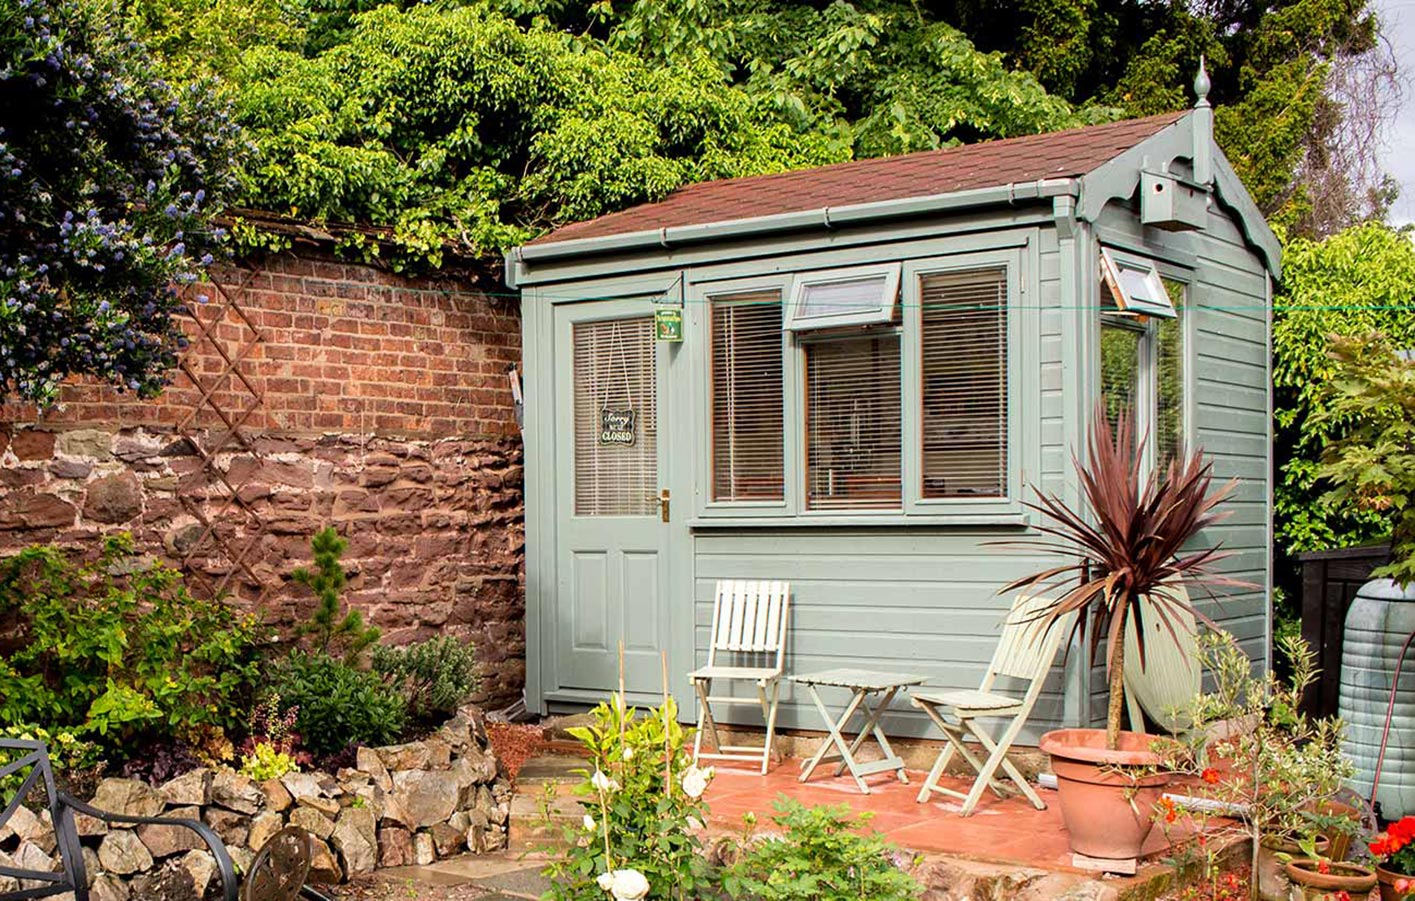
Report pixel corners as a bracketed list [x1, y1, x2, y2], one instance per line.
[911, 593, 1069, 815]
[689, 580, 790, 774]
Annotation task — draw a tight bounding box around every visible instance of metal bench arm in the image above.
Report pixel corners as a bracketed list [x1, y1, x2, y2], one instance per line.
[56, 793, 239, 901]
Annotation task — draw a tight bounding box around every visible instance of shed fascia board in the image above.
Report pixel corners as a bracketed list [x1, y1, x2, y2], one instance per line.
[1076, 113, 1281, 279]
[506, 179, 1080, 287]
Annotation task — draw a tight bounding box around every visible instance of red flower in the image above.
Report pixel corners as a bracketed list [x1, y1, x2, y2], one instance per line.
[1372, 837, 1394, 858]
[1317, 859, 1331, 874]
[1158, 798, 1178, 823]
[1391, 816, 1415, 845]
[1201, 767, 1221, 785]
[1334, 891, 1351, 901]
[1395, 877, 1412, 894]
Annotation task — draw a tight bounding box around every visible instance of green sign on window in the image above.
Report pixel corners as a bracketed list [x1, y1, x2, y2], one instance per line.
[654, 307, 683, 342]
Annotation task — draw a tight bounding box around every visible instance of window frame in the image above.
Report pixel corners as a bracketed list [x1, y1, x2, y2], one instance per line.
[690, 237, 1034, 527]
[902, 249, 1026, 518]
[1096, 245, 1192, 476]
[1100, 248, 1177, 320]
[784, 263, 902, 332]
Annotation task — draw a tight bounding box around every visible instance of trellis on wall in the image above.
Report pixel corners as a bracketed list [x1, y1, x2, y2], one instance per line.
[170, 267, 274, 606]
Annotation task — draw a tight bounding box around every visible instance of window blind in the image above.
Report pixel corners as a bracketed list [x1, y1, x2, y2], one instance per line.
[920, 268, 1008, 498]
[1156, 281, 1185, 464]
[572, 316, 657, 516]
[710, 292, 784, 502]
[805, 334, 902, 510]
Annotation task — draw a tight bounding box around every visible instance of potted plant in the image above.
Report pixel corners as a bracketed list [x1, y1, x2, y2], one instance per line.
[1369, 816, 1415, 901]
[1285, 856, 1378, 901]
[1158, 631, 1359, 901]
[1005, 408, 1243, 861]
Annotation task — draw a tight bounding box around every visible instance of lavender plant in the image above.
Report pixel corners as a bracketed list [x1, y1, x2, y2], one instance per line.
[0, 0, 242, 405]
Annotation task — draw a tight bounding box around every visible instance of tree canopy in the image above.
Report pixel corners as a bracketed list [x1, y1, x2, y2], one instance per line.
[0, 0, 240, 404]
[120, 0, 1394, 269]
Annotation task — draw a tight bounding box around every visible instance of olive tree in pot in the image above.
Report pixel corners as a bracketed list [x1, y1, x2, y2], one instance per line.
[1004, 408, 1244, 861]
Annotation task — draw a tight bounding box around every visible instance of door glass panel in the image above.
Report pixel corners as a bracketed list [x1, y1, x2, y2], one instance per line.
[573, 316, 657, 515]
[1156, 280, 1185, 464]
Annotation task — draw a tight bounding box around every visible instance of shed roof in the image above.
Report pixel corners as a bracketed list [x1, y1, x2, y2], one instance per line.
[533, 112, 1189, 245]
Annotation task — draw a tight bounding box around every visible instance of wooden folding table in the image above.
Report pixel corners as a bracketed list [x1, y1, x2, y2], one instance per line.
[790, 668, 926, 794]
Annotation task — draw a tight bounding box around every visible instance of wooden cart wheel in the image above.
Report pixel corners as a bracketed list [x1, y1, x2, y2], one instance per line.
[242, 826, 312, 901]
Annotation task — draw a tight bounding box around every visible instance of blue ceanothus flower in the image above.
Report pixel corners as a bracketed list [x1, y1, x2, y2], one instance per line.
[0, 0, 243, 405]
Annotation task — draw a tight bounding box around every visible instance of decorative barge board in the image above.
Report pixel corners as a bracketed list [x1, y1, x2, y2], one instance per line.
[506, 94, 1279, 741]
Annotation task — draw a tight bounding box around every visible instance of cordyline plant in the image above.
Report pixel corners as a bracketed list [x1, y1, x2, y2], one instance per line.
[1003, 407, 1246, 750]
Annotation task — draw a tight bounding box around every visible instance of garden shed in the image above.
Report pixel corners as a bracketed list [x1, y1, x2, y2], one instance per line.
[506, 84, 1279, 740]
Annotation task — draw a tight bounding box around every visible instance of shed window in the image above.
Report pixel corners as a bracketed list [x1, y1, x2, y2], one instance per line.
[786, 264, 900, 331]
[805, 333, 902, 509]
[710, 291, 785, 502]
[1101, 250, 1176, 319]
[920, 268, 1008, 498]
[1100, 261, 1185, 467]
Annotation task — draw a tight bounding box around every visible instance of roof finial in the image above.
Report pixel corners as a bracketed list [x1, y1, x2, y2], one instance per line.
[1194, 55, 1211, 109]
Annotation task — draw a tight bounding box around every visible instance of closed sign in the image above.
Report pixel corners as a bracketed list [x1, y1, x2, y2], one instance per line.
[599, 408, 637, 446]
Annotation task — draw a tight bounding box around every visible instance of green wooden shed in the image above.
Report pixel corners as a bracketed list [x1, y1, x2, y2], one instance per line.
[505, 84, 1279, 741]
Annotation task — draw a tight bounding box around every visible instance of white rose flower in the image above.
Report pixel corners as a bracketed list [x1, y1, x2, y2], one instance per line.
[591, 770, 618, 793]
[681, 765, 713, 799]
[596, 872, 615, 893]
[583, 814, 596, 831]
[686, 816, 704, 831]
[609, 869, 650, 901]
[622, 747, 634, 761]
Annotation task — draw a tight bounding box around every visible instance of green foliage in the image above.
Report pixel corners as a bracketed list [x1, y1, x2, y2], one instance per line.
[1159, 631, 1354, 861]
[372, 636, 478, 723]
[239, 741, 300, 781]
[720, 798, 921, 901]
[0, 724, 101, 795]
[544, 695, 710, 901]
[0, 535, 266, 758]
[1273, 223, 1415, 559]
[292, 526, 379, 660]
[1314, 332, 1415, 586]
[220, 2, 847, 269]
[266, 651, 407, 756]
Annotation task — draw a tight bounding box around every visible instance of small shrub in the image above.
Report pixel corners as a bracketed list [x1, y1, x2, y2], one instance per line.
[238, 693, 306, 780]
[372, 636, 478, 722]
[291, 527, 379, 661]
[1, 724, 101, 796]
[721, 798, 922, 901]
[0, 534, 268, 758]
[240, 742, 300, 781]
[267, 652, 407, 756]
[485, 721, 545, 784]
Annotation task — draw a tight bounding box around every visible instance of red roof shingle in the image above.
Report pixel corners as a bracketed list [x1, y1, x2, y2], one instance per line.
[533, 112, 1188, 245]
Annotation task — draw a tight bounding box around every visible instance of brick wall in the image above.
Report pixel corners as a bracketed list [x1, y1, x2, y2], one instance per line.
[0, 249, 527, 707]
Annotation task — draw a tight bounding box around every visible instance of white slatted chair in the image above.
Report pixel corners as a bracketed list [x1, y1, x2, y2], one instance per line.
[689, 580, 790, 775]
[911, 593, 1070, 815]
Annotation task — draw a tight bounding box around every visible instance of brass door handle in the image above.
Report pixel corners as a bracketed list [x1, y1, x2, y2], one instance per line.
[652, 489, 670, 523]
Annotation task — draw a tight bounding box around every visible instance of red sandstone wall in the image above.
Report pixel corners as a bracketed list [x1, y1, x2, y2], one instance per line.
[0, 250, 527, 707]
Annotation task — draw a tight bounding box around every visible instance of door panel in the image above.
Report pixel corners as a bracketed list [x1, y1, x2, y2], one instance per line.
[555, 303, 669, 696]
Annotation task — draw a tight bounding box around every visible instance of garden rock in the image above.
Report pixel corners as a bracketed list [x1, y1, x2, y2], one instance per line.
[356, 747, 392, 791]
[377, 827, 414, 868]
[82, 845, 101, 885]
[99, 830, 154, 875]
[91, 874, 130, 901]
[7, 804, 55, 853]
[260, 777, 292, 812]
[160, 769, 211, 807]
[92, 778, 164, 820]
[181, 850, 218, 898]
[376, 742, 431, 772]
[129, 859, 197, 901]
[429, 822, 464, 857]
[210, 770, 263, 814]
[289, 806, 335, 840]
[296, 794, 341, 818]
[279, 771, 324, 805]
[413, 832, 435, 866]
[330, 807, 377, 878]
[74, 810, 109, 838]
[0, 851, 16, 895]
[202, 808, 248, 848]
[247, 811, 284, 851]
[391, 769, 459, 828]
[137, 806, 204, 858]
[308, 838, 342, 883]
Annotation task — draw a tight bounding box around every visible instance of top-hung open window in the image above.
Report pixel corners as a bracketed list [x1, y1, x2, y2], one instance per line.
[785, 263, 902, 331]
[1100, 249, 1176, 320]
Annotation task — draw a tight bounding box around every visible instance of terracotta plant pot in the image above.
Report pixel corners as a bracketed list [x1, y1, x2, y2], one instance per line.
[1256, 836, 1329, 901]
[1038, 728, 1170, 860]
[1285, 859, 1377, 900]
[1377, 863, 1415, 901]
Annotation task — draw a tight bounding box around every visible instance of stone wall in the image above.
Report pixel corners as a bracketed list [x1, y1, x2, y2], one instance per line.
[0, 708, 511, 898]
[0, 249, 526, 707]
